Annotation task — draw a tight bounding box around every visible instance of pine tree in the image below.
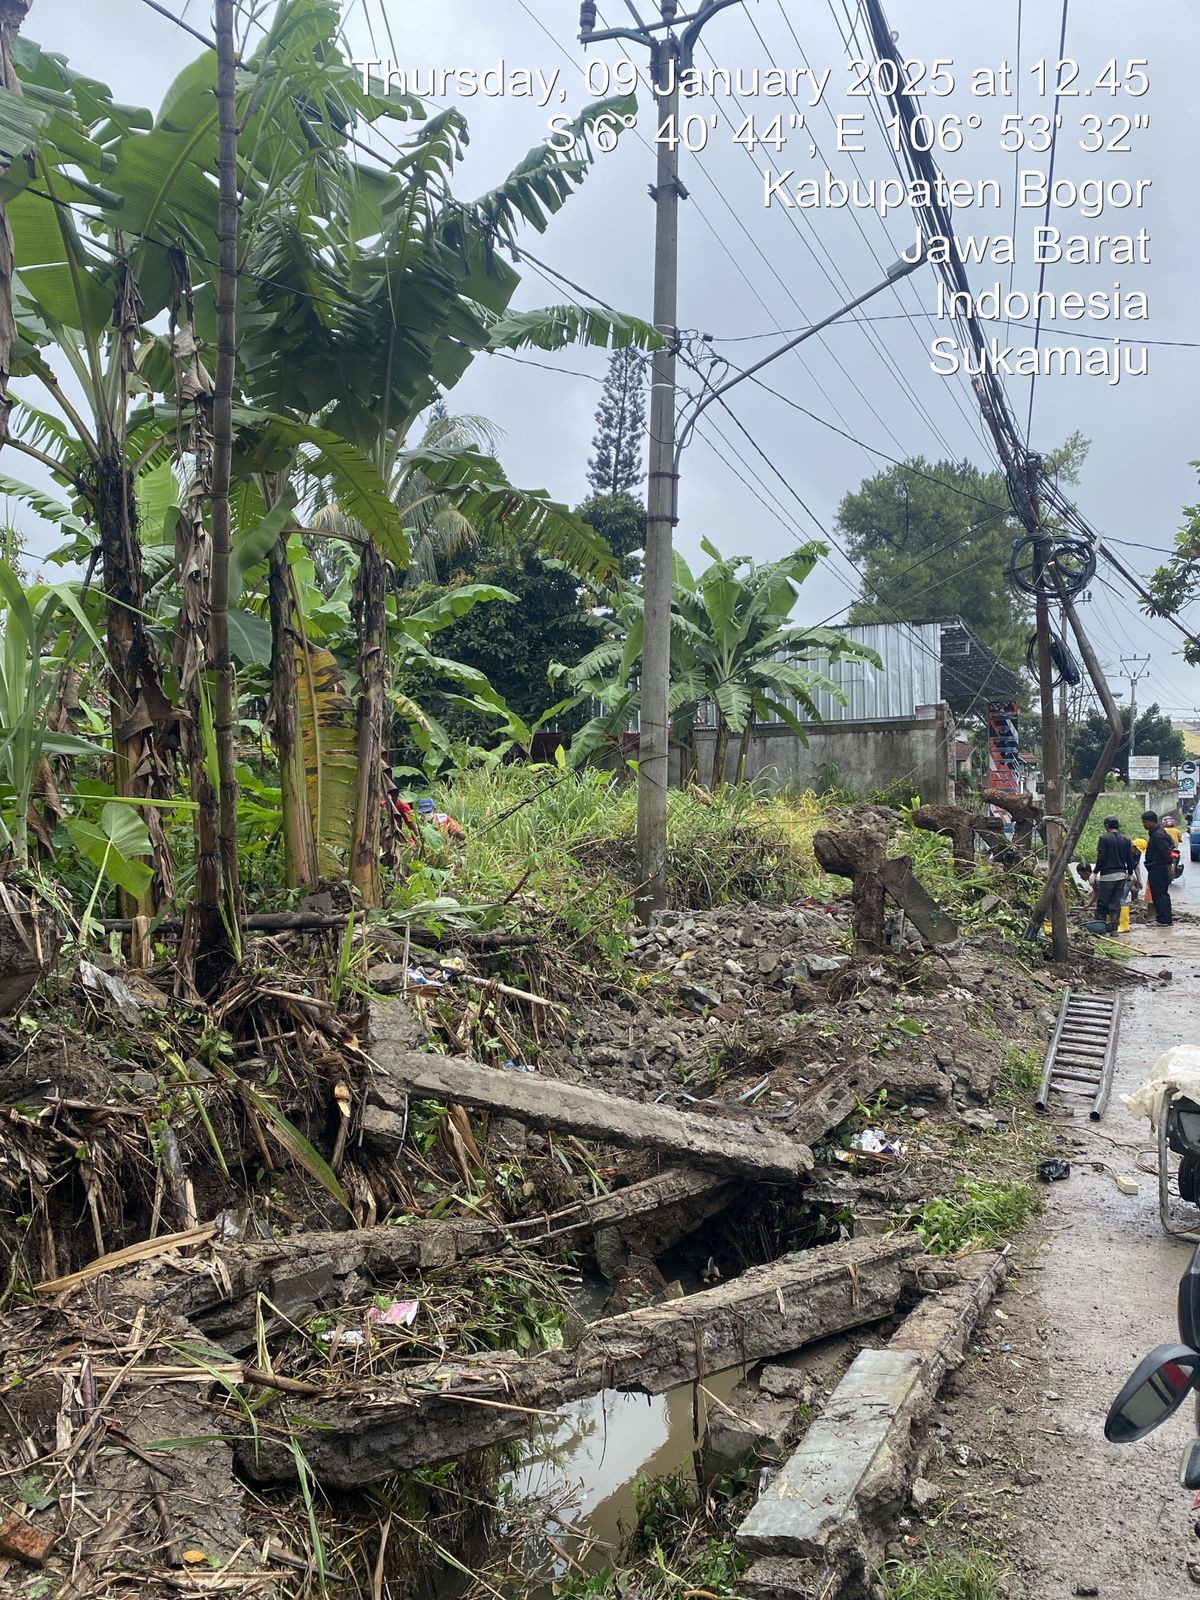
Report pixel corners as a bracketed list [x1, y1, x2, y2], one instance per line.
[587, 348, 646, 497]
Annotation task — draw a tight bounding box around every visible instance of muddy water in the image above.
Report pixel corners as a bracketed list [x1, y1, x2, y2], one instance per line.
[505, 1367, 744, 1588]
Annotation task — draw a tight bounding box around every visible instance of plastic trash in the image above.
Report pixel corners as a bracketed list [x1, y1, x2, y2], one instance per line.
[1116, 1175, 1139, 1196]
[849, 1127, 907, 1157]
[1037, 1158, 1071, 1182]
[405, 967, 444, 988]
[367, 1299, 420, 1328]
[500, 1059, 537, 1073]
[79, 960, 142, 1025]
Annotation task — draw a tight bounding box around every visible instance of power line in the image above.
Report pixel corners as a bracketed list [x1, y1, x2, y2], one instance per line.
[766, 0, 991, 456]
[706, 312, 1200, 352]
[1026, 0, 1072, 440]
[1006, 0, 1024, 341]
[692, 25, 969, 464]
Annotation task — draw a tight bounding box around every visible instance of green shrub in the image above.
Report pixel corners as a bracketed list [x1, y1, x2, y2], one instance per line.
[914, 1178, 1036, 1255]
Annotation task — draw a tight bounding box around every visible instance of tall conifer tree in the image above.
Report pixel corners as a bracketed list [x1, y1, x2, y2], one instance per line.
[587, 348, 646, 497]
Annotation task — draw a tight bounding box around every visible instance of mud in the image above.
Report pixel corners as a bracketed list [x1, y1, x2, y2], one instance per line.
[924, 884, 1200, 1598]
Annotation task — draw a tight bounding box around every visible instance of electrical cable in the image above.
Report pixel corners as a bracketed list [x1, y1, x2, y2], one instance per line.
[1025, 0, 1072, 440]
[1006, 0, 1024, 342]
[547, 3, 881, 464]
[691, 30, 963, 464]
[706, 312, 1200, 352]
[823, 0, 997, 459]
[769, 0, 988, 457]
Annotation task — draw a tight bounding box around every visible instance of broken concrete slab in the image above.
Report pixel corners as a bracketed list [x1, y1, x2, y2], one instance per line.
[368, 1001, 813, 1181]
[736, 1249, 1008, 1597]
[137, 1167, 736, 1343]
[737, 1347, 924, 1559]
[239, 1234, 923, 1486]
[879, 858, 960, 950]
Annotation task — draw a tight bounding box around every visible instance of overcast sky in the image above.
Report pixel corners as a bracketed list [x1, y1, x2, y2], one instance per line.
[29, 0, 1200, 719]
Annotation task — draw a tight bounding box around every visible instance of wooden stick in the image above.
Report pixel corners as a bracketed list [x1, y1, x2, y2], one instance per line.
[34, 1225, 217, 1295]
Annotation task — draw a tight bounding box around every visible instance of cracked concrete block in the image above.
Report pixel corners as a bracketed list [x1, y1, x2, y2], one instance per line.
[736, 1348, 923, 1559]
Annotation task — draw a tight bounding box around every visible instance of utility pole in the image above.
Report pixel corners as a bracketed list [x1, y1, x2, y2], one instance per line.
[1121, 654, 1149, 778]
[581, 0, 745, 921]
[1058, 605, 1069, 793]
[1033, 523, 1069, 961]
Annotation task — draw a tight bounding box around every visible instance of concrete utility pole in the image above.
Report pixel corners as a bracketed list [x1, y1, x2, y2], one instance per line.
[581, 0, 745, 921]
[1121, 654, 1149, 775]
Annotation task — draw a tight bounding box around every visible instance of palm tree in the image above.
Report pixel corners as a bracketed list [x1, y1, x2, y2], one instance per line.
[558, 541, 881, 787]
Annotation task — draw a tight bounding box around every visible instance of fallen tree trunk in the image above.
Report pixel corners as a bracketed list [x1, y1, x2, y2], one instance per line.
[982, 788, 1043, 853]
[238, 1233, 923, 1485]
[910, 805, 978, 875]
[367, 1003, 813, 1180]
[138, 1167, 734, 1340]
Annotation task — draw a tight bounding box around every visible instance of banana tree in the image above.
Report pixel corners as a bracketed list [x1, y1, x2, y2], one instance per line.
[0, 2, 422, 940]
[0, 559, 105, 865]
[293, 580, 517, 879]
[0, 0, 32, 449]
[236, 91, 657, 904]
[556, 541, 882, 787]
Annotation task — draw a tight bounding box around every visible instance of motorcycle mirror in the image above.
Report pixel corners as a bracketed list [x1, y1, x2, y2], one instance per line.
[1106, 1344, 1200, 1444]
[1179, 1246, 1200, 1349]
[1181, 1439, 1200, 1491]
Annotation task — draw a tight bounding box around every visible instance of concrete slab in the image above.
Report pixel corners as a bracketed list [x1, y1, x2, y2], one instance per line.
[736, 1347, 922, 1558]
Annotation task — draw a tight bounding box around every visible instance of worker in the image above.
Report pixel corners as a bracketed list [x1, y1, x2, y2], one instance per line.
[1069, 860, 1098, 904]
[1093, 816, 1141, 936]
[1141, 810, 1176, 927]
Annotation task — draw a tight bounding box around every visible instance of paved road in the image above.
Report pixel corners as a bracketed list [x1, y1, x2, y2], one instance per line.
[1018, 870, 1200, 1597]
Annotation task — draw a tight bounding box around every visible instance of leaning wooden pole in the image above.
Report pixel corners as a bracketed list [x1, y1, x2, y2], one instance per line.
[208, 0, 241, 965]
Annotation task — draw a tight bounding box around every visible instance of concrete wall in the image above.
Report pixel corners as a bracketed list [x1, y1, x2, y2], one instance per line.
[682, 705, 955, 804]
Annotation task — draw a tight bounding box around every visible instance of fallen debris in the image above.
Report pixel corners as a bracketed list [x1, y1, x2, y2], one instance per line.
[367, 1001, 814, 1180]
[239, 1234, 923, 1485]
[738, 1346, 924, 1558]
[812, 831, 959, 953]
[737, 1250, 1007, 1596]
[879, 858, 960, 950]
[0, 1510, 53, 1566]
[136, 1167, 735, 1340]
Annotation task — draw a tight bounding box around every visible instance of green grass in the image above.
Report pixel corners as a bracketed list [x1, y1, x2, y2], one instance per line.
[389, 767, 830, 965]
[999, 1044, 1043, 1094]
[1068, 790, 1179, 845]
[882, 1550, 1007, 1600]
[913, 1178, 1036, 1255]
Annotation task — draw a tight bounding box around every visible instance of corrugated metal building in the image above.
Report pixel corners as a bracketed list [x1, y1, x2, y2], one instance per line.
[777, 621, 942, 724]
[687, 620, 943, 728]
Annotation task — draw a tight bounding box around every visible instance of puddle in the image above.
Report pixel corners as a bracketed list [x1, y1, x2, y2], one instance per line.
[503, 1367, 744, 1593]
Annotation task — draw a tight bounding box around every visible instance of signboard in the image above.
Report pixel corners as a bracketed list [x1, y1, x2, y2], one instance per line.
[1129, 756, 1161, 783]
[1180, 763, 1198, 799]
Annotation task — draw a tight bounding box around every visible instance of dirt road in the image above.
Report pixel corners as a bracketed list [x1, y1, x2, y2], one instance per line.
[1016, 877, 1199, 1597]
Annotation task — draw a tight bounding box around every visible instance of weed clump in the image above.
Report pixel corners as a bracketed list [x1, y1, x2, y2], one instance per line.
[1000, 1043, 1043, 1094]
[882, 1548, 1007, 1599]
[913, 1177, 1036, 1255]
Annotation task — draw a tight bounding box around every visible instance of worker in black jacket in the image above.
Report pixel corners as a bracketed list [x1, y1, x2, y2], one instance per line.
[1093, 816, 1141, 935]
[1141, 810, 1176, 926]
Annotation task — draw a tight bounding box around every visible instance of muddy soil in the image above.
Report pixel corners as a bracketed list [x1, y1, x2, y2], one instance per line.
[915, 882, 1200, 1598]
